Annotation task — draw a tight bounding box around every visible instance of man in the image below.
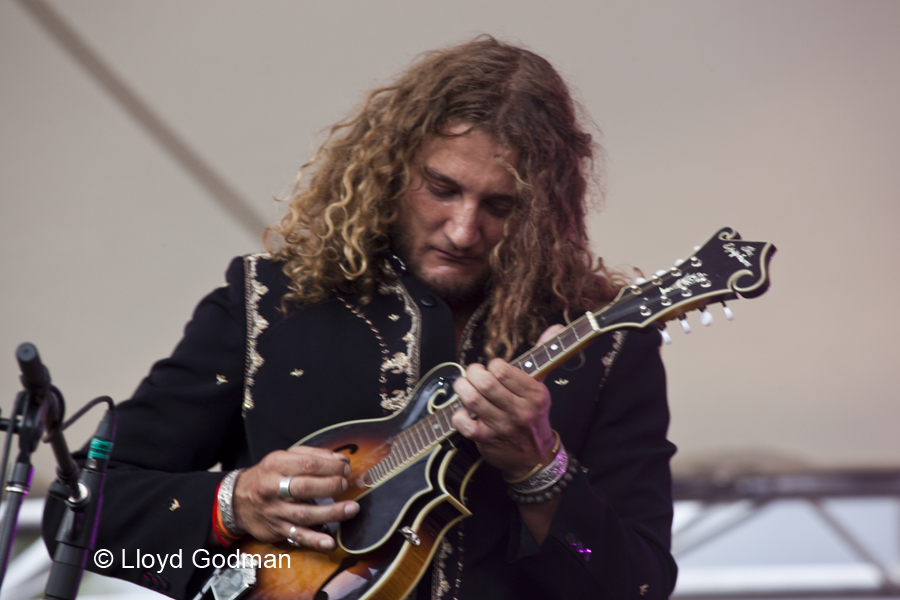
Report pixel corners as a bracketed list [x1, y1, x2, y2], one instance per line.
[45, 37, 677, 599]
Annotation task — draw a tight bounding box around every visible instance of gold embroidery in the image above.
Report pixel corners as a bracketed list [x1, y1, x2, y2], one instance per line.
[382, 352, 410, 374]
[243, 253, 271, 413]
[599, 331, 628, 389]
[431, 538, 454, 598]
[215, 375, 228, 385]
[388, 314, 400, 321]
[553, 378, 569, 386]
[169, 499, 180, 511]
[378, 262, 422, 413]
[381, 389, 412, 413]
[456, 301, 488, 363]
[290, 369, 304, 377]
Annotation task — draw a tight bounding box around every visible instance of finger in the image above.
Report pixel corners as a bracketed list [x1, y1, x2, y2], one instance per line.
[280, 522, 336, 551]
[485, 358, 551, 401]
[283, 499, 360, 527]
[284, 473, 348, 502]
[536, 323, 565, 346]
[453, 368, 507, 425]
[450, 405, 494, 443]
[283, 446, 351, 477]
[463, 360, 543, 417]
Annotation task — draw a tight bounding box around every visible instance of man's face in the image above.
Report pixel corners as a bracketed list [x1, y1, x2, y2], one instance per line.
[394, 124, 519, 304]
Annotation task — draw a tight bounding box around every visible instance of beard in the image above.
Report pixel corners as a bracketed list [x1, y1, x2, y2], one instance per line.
[392, 232, 491, 308]
[416, 264, 491, 307]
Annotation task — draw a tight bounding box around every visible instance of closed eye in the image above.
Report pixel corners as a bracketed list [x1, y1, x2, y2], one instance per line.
[427, 184, 457, 199]
[484, 198, 514, 218]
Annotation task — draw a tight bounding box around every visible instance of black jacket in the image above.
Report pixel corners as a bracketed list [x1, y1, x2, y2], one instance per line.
[44, 254, 677, 599]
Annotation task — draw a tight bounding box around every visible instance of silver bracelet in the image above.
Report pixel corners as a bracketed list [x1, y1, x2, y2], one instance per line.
[218, 469, 246, 537]
[508, 443, 569, 495]
[507, 458, 577, 504]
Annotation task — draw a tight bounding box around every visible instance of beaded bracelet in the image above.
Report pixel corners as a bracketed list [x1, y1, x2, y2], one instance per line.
[505, 431, 575, 505]
[507, 458, 578, 505]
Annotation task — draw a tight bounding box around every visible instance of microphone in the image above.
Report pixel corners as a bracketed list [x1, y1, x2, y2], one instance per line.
[15, 343, 81, 501]
[16, 343, 50, 395]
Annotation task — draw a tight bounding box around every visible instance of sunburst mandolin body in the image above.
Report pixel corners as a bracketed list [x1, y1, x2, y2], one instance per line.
[225, 363, 482, 600]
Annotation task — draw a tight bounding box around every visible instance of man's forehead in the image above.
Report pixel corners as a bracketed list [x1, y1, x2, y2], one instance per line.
[416, 126, 520, 171]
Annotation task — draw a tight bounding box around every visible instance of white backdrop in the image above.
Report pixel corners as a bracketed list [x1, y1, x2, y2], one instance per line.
[2, 0, 899, 493]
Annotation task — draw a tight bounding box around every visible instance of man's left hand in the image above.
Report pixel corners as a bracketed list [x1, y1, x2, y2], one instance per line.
[451, 325, 564, 479]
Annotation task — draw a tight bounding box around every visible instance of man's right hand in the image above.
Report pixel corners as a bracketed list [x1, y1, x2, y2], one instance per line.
[231, 446, 360, 550]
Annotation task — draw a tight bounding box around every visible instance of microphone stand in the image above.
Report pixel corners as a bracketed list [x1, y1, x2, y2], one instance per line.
[0, 343, 115, 600]
[0, 342, 75, 589]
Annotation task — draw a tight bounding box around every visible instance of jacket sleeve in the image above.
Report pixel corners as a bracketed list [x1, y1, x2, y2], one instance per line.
[43, 257, 249, 599]
[511, 329, 678, 598]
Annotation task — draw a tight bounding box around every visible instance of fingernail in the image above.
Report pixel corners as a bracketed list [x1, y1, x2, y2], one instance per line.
[333, 453, 350, 464]
[345, 502, 359, 517]
[342, 478, 348, 491]
[319, 537, 335, 551]
[343, 463, 351, 477]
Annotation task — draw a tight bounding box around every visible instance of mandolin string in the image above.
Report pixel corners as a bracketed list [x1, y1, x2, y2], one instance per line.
[369, 315, 598, 484]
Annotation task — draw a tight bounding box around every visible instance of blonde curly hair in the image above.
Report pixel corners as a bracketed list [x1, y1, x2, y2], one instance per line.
[267, 36, 622, 359]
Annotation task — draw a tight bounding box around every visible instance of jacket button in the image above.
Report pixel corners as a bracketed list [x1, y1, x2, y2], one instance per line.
[420, 295, 436, 307]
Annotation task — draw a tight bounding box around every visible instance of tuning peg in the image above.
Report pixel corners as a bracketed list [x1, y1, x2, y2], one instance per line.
[674, 258, 684, 267]
[635, 277, 646, 285]
[700, 309, 713, 326]
[655, 270, 667, 277]
[659, 328, 672, 345]
[678, 316, 691, 334]
[693, 246, 701, 251]
[721, 302, 734, 321]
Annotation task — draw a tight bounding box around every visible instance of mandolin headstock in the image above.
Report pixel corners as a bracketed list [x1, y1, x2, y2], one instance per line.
[593, 227, 776, 336]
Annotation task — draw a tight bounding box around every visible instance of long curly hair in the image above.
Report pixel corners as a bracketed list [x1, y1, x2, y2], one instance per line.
[267, 36, 623, 359]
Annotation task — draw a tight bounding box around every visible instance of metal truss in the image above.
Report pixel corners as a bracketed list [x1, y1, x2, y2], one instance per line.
[672, 468, 900, 598]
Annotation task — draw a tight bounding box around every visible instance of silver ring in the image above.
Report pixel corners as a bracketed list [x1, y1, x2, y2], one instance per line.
[287, 525, 300, 547]
[279, 476, 295, 501]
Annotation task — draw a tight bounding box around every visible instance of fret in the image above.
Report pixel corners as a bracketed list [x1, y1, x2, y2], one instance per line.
[432, 414, 443, 438]
[399, 433, 412, 460]
[545, 334, 566, 360]
[576, 316, 597, 339]
[518, 351, 538, 375]
[430, 415, 445, 437]
[412, 424, 426, 451]
[421, 419, 435, 444]
[435, 408, 450, 434]
[444, 406, 456, 432]
[558, 324, 579, 350]
[409, 423, 421, 452]
[541, 341, 553, 362]
[571, 318, 584, 341]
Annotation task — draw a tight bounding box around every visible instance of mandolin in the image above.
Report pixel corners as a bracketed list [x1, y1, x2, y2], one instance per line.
[206, 227, 776, 600]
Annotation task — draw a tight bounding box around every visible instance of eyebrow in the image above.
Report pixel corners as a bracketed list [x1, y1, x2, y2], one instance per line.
[421, 166, 516, 201]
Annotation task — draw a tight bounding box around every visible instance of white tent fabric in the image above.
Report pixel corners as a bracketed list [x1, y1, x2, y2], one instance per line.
[2, 4, 900, 594]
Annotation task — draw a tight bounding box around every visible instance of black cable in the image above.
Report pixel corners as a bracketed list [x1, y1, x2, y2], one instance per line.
[41, 395, 115, 444]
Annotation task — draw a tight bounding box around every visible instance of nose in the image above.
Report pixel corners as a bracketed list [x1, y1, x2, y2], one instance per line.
[444, 199, 481, 250]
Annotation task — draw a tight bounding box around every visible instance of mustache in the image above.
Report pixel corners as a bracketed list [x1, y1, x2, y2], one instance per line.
[430, 245, 484, 260]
